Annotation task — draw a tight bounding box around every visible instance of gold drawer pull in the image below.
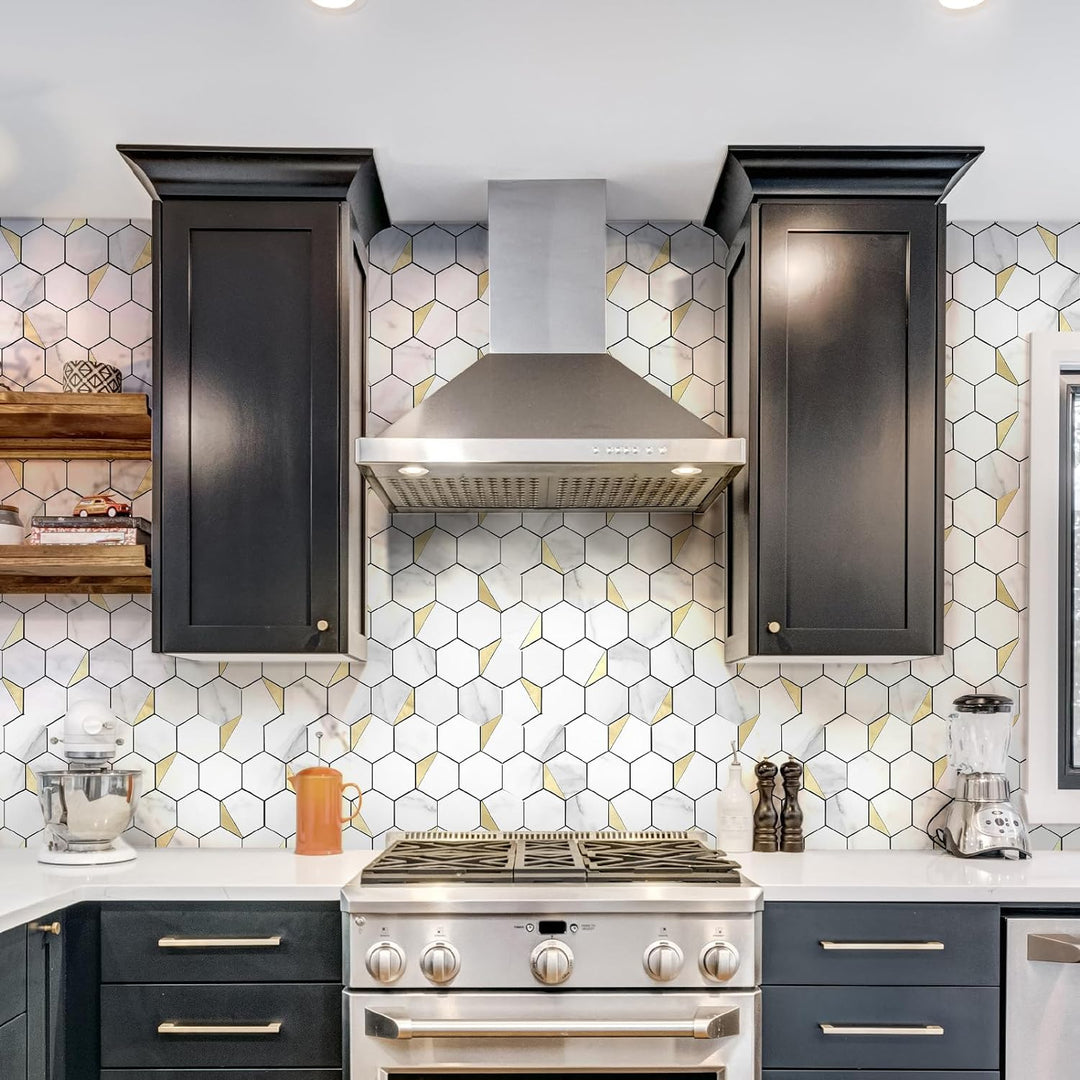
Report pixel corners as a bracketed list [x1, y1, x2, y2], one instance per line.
[158, 1021, 282, 1036]
[820, 1024, 944, 1037]
[819, 940, 944, 951]
[158, 935, 282, 949]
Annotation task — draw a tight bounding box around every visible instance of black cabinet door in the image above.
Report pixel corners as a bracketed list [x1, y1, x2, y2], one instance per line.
[751, 199, 943, 657]
[155, 199, 347, 654]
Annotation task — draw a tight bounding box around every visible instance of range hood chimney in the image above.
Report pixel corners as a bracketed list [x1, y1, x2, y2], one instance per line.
[356, 180, 745, 513]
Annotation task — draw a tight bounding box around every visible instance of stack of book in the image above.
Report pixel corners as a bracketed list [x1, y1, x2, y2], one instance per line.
[29, 515, 152, 549]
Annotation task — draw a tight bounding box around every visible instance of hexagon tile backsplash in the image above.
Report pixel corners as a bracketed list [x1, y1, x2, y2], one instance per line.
[0, 217, 1072, 850]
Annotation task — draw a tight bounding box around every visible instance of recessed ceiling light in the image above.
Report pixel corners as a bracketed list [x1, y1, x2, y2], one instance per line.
[671, 465, 703, 477]
[939, 0, 986, 9]
[398, 465, 430, 477]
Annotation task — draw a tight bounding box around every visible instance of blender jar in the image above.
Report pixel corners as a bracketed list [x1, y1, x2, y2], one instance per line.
[948, 693, 1015, 775]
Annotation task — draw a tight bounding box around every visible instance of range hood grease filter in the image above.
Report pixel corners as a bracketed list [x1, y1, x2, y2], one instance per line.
[356, 180, 745, 513]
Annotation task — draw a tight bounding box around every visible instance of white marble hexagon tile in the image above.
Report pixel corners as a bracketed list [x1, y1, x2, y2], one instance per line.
[0, 217, 1075, 851]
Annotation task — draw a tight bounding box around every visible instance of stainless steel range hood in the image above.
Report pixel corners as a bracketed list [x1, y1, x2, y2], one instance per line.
[356, 180, 745, 513]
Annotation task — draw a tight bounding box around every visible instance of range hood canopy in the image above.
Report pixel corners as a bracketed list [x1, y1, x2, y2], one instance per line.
[357, 180, 745, 513]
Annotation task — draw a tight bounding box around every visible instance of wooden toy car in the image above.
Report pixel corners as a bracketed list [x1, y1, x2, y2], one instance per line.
[72, 492, 132, 518]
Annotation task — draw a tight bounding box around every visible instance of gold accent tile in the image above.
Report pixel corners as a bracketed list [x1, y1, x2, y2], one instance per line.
[414, 602, 435, 636]
[997, 576, 1019, 611]
[219, 715, 241, 751]
[802, 764, 824, 798]
[220, 802, 241, 837]
[521, 679, 542, 712]
[607, 577, 628, 610]
[521, 614, 542, 647]
[351, 715, 371, 750]
[3, 616, 23, 648]
[480, 801, 498, 831]
[156, 828, 177, 848]
[67, 654, 88, 688]
[413, 528, 435, 560]
[869, 801, 888, 834]
[606, 264, 626, 296]
[413, 300, 435, 336]
[608, 802, 627, 830]
[478, 270, 489, 298]
[868, 714, 889, 748]
[671, 528, 692, 561]
[329, 662, 350, 687]
[25, 766, 37, 794]
[541, 540, 562, 573]
[480, 715, 501, 750]
[543, 764, 564, 797]
[156, 753, 176, 786]
[650, 238, 671, 272]
[913, 689, 934, 724]
[354, 812, 372, 837]
[652, 688, 673, 725]
[998, 638, 1019, 673]
[1037, 224, 1058, 259]
[66, 219, 87, 234]
[674, 752, 694, 785]
[134, 689, 155, 725]
[1061, 311, 1073, 333]
[933, 756, 949, 786]
[996, 350, 1018, 385]
[738, 714, 759, 746]
[414, 375, 436, 406]
[586, 651, 607, 686]
[133, 238, 153, 273]
[263, 678, 284, 713]
[394, 690, 415, 725]
[846, 664, 867, 686]
[781, 677, 802, 711]
[608, 714, 630, 749]
[392, 238, 413, 272]
[995, 265, 1015, 296]
[997, 413, 1018, 447]
[87, 265, 107, 297]
[996, 489, 1018, 524]
[478, 576, 500, 611]
[671, 301, 691, 334]
[23, 314, 43, 347]
[416, 752, 437, 786]
[672, 375, 693, 403]
[479, 638, 500, 674]
[0, 227, 20, 261]
[671, 602, 692, 636]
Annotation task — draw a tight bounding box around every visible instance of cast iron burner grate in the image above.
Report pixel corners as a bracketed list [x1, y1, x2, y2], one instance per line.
[361, 831, 742, 885]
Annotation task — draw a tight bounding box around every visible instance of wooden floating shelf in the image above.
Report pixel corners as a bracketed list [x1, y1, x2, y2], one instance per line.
[0, 392, 151, 459]
[0, 544, 151, 594]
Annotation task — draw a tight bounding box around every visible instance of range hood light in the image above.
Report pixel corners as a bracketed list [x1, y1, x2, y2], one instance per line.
[310, 0, 363, 8]
[398, 465, 430, 477]
[939, 0, 986, 8]
[671, 465, 703, 477]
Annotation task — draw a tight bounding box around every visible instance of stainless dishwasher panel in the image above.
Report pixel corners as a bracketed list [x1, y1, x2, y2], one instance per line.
[1005, 916, 1080, 1076]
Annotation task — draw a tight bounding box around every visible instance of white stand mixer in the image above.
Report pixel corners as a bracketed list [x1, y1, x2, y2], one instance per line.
[36, 701, 142, 865]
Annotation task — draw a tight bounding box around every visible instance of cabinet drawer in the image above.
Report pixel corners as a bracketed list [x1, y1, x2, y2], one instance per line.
[0, 1014, 26, 1080]
[100, 903, 340, 983]
[101, 1073, 340, 1080]
[763, 986, 998, 1070]
[101, 983, 341, 1069]
[763, 903, 999, 985]
[765, 1073, 998, 1079]
[0, 925, 26, 1026]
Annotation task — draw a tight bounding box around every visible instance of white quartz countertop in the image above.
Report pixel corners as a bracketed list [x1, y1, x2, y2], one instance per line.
[737, 848, 1080, 902]
[0, 848, 376, 933]
[2, 847, 1080, 934]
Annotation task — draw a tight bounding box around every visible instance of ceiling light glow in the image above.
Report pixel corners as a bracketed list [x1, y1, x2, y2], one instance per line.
[939, 0, 986, 9]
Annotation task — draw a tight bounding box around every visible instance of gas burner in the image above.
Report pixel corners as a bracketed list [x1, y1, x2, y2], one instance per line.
[360, 831, 742, 885]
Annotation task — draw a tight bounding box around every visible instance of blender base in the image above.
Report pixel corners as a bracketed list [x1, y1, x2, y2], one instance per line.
[38, 837, 137, 866]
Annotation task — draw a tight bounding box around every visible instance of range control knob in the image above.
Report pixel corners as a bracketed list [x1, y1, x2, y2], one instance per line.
[643, 939, 684, 982]
[365, 941, 406, 984]
[700, 940, 740, 982]
[420, 940, 461, 984]
[530, 939, 573, 985]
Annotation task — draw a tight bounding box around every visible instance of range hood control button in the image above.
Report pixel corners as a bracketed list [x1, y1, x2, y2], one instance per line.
[643, 939, 684, 982]
[700, 940, 740, 982]
[531, 939, 573, 984]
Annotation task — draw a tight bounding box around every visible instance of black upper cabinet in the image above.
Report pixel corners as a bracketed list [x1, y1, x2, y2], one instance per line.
[707, 146, 982, 660]
[118, 147, 388, 657]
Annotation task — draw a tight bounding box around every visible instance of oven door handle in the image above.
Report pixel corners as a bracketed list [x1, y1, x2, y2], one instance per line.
[364, 1007, 740, 1041]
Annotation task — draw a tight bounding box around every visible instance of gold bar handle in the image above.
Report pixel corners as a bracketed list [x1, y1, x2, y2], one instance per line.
[28, 921, 61, 936]
[820, 1024, 944, 1037]
[820, 941, 944, 951]
[158, 1022, 282, 1036]
[158, 935, 282, 949]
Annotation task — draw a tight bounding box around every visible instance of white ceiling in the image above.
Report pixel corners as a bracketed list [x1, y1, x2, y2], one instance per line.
[0, 0, 1074, 224]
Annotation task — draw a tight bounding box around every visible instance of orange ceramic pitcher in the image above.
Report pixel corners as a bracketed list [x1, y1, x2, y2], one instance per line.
[294, 766, 362, 855]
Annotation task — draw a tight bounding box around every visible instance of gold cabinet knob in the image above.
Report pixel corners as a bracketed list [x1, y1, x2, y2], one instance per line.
[767, 621, 782, 634]
[29, 921, 60, 935]
[316, 620, 330, 632]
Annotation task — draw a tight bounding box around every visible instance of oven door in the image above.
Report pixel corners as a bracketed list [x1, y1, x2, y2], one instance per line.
[347, 990, 759, 1080]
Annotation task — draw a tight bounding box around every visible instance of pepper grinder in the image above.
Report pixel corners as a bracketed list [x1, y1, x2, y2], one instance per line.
[779, 757, 805, 852]
[753, 759, 779, 852]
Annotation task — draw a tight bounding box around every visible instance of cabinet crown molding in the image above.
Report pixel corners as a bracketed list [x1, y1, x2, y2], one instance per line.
[705, 145, 983, 245]
[118, 144, 389, 244]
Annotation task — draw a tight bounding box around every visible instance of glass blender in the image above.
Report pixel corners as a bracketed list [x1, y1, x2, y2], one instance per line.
[939, 694, 1030, 858]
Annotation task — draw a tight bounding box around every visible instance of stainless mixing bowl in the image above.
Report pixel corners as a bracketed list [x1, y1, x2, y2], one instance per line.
[36, 769, 141, 851]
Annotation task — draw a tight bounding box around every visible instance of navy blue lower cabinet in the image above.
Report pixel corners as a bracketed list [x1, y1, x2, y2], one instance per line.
[0, 1014, 27, 1080]
[761, 986, 999, 1071]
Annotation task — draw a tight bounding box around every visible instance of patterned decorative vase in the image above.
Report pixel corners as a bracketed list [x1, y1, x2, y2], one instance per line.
[62, 359, 123, 394]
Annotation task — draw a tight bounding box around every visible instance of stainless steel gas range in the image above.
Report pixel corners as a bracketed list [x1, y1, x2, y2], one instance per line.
[342, 831, 763, 1080]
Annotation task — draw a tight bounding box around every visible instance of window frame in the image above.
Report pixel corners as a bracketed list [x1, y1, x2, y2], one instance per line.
[1027, 332, 1080, 819]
